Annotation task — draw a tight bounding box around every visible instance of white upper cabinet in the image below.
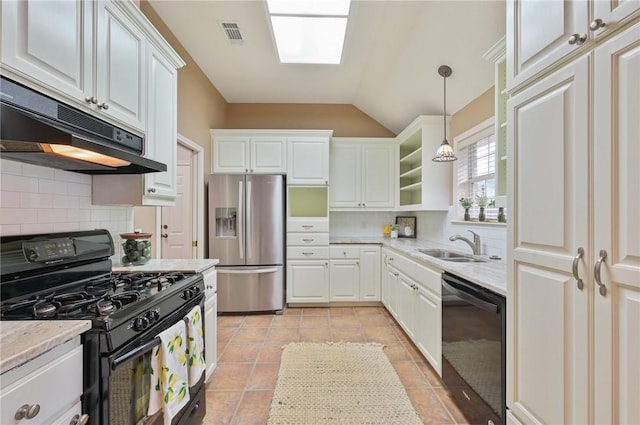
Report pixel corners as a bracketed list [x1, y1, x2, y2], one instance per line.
[211, 132, 287, 174]
[1, 0, 150, 133]
[507, 0, 639, 91]
[287, 134, 331, 185]
[330, 138, 395, 210]
[396, 116, 450, 211]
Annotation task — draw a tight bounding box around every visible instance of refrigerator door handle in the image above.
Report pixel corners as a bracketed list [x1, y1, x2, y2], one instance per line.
[217, 267, 279, 274]
[238, 180, 244, 259]
[246, 179, 252, 260]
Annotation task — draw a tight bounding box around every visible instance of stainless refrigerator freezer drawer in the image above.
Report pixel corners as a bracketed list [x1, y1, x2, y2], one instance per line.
[216, 266, 284, 313]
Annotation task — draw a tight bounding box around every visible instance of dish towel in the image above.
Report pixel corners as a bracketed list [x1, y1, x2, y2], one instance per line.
[185, 305, 206, 385]
[148, 321, 190, 425]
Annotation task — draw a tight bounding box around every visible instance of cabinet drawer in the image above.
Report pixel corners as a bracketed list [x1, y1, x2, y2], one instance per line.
[330, 245, 360, 259]
[287, 246, 329, 259]
[1, 345, 83, 425]
[287, 233, 330, 246]
[287, 219, 329, 233]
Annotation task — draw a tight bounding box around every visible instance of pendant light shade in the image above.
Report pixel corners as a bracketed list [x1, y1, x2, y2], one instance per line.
[432, 65, 457, 162]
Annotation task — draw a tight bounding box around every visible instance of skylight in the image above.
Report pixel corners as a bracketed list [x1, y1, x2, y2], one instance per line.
[266, 0, 351, 64]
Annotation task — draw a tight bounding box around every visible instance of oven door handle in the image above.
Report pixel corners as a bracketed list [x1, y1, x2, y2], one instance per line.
[442, 279, 499, 313]
[112, 337, 161, 370]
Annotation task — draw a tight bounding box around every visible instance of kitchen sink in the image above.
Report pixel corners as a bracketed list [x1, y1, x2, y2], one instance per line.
[416, 248, 485, 262]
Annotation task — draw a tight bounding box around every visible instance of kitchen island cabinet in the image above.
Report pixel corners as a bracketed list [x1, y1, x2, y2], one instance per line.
[0, 322, 90, 425]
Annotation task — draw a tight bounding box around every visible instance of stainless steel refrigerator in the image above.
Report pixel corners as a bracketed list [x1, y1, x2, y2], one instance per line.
[208, 174, 285, 313]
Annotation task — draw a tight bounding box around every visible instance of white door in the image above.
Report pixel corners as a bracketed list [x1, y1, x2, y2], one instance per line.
[249, 137, 286, 173]
[287, 137, 329, 185]
[397, 275, 416, 339]
[414, 286, 441, 375]
[359, 246, 381, 301]
[593, 25, 640, 425]
[212, 137, 248, 173]
[507, 55, 590, 425]
[385, 265, 400, 319]
[330, 143, 361, 207]
[361, 145, 394, 208]
[161, 144, 194, 259]
[329, 260, 359, 301]
[287, 261, 329, 303]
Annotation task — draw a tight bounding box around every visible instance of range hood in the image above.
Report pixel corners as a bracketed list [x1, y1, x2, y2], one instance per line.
[0, 77, 166, 174]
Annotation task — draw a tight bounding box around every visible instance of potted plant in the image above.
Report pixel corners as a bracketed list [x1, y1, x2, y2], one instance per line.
[458, 197, 473, 221]
[476, 189, 488, 221]
[389, 224, 400, 239]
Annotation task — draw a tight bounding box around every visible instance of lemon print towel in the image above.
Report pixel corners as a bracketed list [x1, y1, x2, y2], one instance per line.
[185, 305, 205, 385]
[148, 321, 190, 425]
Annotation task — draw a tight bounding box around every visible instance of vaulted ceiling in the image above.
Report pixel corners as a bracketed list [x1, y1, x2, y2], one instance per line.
[148, 1, 505, 134]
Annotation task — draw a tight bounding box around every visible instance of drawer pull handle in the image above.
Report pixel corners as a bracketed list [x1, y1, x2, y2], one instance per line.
[15, 404, 40, 420]
[572, 247, 584, 290]
[302, 238, 314, 242]
[594, 249, 607, 296]
[70, 414, 90, 425]
[302, 252, 315, 256]
[302, 225, 313, 229]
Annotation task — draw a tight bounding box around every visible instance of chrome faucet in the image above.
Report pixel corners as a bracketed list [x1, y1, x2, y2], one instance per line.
[449, 230, 481, 255]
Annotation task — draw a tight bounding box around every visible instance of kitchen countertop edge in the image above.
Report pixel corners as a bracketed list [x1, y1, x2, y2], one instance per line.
[330, 237, 506, 296]
[0, 320, 91, 375]
[112, 258, 219, 273]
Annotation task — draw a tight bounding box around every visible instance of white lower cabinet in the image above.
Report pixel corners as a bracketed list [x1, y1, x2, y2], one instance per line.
[329, 245, 381, 302]
[203, 266, 217, 384]
[382, 247, 442, 374]
[287, 260, 330, 303]
[0, 337, 85, 425]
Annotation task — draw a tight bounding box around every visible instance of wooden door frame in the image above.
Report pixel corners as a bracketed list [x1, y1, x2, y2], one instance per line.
[157, 134, 205, 258]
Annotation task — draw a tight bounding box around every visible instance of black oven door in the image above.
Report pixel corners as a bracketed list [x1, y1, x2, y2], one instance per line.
[97, 295, 206, 425]
[441, 272, 506, 425]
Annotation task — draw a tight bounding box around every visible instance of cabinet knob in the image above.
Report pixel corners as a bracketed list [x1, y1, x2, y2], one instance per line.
[589, 18, 606, 31]
[70, 414, 90, 425]
[161, 233, 168, 238]
[568, 33, 587, 46]
[147, 187, 156, 193]
[245, 168, 249, 172]
[15, 404, 40, 420]
[97, 102, 109, 110]
[85, 96, 98, 104]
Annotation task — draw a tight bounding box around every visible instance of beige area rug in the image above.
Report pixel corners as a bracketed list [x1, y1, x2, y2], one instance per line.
[267, 342, 424, 425]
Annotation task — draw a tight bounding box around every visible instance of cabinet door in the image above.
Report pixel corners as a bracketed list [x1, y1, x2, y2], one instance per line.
[144, 47, 177, 204]
[507, 55, 590, 425]
[415, 286, 441, 375]
[95, 0, 146, 131]
[381, 251, 390, 307]
[249, 137, 286, 173]
[592, 1, 640, 39]
[361, 144, 394, 208]
[330, 144, 361, 207]
[507, 0, 588, 90]
[329, 260, 359, 301]
[0, 0, 93, 104]
[359, 246, 381, 301]
[593, 25, 640, 425]
[397, 275, 416, 340]
[212, 137, 248, 173]
[385, 265, 400, 319]
[204, 295, 217, 383]
[287, 137, 330, 185]
[287, 261, 329, 303]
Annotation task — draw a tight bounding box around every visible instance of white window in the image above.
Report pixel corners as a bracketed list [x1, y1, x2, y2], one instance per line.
[454, 118, 503, 221]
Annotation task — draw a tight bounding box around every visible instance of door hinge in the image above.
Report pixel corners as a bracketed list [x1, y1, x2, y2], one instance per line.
[192, 241, 198, 247]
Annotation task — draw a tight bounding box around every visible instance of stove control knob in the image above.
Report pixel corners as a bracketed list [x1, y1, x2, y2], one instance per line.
[133, 316, 150, 331]
[146, 310, 160, 323]
[183, 289, 194, 300]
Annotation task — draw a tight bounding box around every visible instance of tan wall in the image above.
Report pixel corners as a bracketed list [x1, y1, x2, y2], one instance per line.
[140, 1, 227, 174]
[225, 103, 395, 137]
[450, 87, 494, 140]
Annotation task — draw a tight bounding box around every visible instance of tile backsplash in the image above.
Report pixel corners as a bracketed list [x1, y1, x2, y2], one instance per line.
[330, 208, 507, 259]
[0, 159, 133, 259]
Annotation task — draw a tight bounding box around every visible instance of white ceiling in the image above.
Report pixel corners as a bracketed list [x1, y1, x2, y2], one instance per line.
[147, 0, 506, 134]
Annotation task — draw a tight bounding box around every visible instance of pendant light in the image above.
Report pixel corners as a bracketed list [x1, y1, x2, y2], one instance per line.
[432, 65, 457, 162]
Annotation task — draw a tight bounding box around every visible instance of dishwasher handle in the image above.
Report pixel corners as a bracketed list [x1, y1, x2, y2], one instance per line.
[442, 275, 501, 314]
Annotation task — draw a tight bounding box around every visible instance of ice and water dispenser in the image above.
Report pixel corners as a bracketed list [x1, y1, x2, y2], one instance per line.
[215, 208, 237, 238]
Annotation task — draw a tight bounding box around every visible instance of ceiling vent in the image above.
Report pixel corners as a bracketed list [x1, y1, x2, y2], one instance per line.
[219, 21, 244, 45]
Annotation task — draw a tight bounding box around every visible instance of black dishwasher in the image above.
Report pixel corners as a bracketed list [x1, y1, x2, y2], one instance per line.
[441, 272, 506, 425]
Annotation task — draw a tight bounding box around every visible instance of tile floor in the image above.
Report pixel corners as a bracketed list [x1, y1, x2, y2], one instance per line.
[204, 306, 469, 425]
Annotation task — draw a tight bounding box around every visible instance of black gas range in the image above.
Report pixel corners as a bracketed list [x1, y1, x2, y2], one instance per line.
[0, 230, 206, 425]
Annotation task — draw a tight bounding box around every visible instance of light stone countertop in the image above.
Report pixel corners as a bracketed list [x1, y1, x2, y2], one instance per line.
[112, 258, 219, 273]
[0, 320, 91, 375]
[330, 236, 506, 296]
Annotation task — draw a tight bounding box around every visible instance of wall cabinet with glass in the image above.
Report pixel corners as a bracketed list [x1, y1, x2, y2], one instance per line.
[396, 115, 450, 211]
[330, 138, 395, 210]
[507, 4, 640, 424]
